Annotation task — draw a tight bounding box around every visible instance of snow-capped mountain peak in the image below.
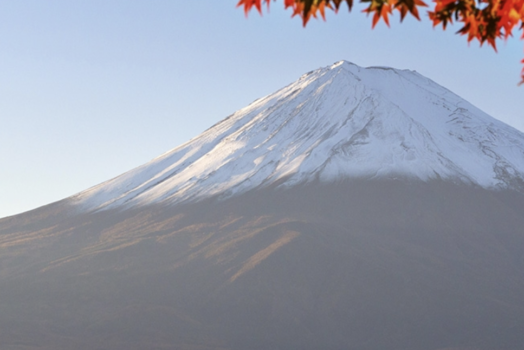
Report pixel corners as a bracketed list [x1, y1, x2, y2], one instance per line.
[74, 60, 524, 211]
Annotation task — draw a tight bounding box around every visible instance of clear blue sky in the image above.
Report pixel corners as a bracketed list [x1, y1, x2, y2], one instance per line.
[1, 0, 523, 218]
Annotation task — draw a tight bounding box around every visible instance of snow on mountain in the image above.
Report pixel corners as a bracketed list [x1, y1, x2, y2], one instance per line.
[74, 60, 524, 211]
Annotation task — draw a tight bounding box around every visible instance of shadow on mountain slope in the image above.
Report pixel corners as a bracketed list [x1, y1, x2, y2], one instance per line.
[0, 179, 523, 350]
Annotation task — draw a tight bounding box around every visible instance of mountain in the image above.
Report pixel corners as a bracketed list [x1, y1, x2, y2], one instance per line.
[1, 61, 524, 350]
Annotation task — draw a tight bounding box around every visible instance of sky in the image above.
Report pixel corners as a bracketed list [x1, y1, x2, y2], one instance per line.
[1, 0, 523, 218]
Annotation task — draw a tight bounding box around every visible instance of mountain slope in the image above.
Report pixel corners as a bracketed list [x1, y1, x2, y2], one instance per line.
[2, 181, 524, 350]
[74, 61, 524, 212]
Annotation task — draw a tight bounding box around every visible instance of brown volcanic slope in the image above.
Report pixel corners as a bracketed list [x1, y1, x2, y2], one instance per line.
[1, 180, 524, 350]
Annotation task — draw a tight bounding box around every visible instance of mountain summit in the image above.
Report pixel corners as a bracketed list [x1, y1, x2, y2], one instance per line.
[75, 60, 524, 212]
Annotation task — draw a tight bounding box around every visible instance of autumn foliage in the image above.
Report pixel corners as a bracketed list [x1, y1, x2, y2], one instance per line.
[237, 0, 524, 84]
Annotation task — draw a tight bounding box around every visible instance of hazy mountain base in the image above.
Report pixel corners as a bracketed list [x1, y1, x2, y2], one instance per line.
[1, 179, 524, 350]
